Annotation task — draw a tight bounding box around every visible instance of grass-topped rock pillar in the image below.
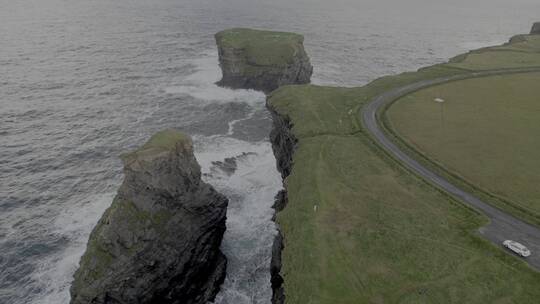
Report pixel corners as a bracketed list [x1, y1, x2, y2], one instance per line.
[70, 129, 228, 304]
[215, 28, 313, 93]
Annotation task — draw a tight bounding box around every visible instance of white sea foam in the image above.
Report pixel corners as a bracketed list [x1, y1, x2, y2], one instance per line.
[184, 51, 281, 303]
[32, 192, 115, 304]
[194, 136, 281, 304]
[227, 109, 256, 136]
[163, 51, 264, 106]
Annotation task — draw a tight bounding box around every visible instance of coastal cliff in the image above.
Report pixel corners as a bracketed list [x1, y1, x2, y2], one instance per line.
[267, 103, 297, 304]
[215, 28, 313, 93]
[70, 130, 228, 304]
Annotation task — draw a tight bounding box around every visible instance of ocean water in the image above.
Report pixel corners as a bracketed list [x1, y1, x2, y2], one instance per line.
[1, 0, 539, 303]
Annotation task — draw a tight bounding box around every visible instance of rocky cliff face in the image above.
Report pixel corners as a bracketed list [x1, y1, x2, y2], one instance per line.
[267, 102, 298, 304]
[70, 130, 227, 304]
[531, 22, 540, 35]
[215, 28, 313, 93]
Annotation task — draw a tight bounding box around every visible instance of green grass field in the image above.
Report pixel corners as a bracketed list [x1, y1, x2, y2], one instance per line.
[268, 33, 540, 303]
[387, 73, 540, 220]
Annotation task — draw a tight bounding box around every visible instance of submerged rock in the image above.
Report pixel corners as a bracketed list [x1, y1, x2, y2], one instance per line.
[215, 28, 313, 93]
[70, 130, 228, 304]
[211, 157, 237, 176]
[209, 152, 257, 177]
[531, 22, 540, 35]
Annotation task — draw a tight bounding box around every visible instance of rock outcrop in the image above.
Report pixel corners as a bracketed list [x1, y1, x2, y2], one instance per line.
[531, 22, 540, 35]
[215, 28, 313, 93]
[70, 130, 228, 304]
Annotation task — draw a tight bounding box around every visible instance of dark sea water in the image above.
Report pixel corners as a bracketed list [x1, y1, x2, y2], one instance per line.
[1, 0, 539, 303]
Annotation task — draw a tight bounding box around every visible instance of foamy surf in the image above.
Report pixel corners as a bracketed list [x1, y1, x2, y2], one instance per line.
[184, 51, 281, 303]
[31, 192, 116, 304]
[195, 137, 281, 304]
[163, 51, 263, 106]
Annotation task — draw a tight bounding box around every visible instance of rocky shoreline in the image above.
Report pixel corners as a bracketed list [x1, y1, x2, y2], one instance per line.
[71, 28, 309, 304]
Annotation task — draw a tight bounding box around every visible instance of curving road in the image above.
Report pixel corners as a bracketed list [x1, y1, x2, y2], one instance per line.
[361, 67, 540, 270]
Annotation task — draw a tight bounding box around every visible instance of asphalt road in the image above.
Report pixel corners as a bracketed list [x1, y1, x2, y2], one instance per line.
[361, 67, 540, 270]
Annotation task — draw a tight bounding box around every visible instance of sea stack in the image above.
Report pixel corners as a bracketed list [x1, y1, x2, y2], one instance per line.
[531, 22, 540, 34]
[215, 28, 313, 93]
[70, 130, 228, 304]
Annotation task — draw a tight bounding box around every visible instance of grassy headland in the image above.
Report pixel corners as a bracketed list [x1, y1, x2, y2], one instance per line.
[268, 34, 540, 303]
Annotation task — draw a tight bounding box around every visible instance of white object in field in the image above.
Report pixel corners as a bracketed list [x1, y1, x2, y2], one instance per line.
[434, 98, 445, 103]
[503, 240, 531, 257]
[314, 205, 318, 212]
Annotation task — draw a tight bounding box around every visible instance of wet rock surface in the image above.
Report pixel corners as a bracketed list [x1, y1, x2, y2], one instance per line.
[70, 130, 228, 304]
[212, 157, 238, 176]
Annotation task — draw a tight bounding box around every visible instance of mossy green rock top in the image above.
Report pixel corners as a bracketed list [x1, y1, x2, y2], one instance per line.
[121, 129, 194, 173]
[70, 129, 228, 304]
[215, 28, 313, 93]
[126, 129, 191, 156]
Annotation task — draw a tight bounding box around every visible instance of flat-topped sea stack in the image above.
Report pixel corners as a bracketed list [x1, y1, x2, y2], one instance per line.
[70, 130, 228, 304]
[531, 22, 540, 34]
[215, 28, 313, 93]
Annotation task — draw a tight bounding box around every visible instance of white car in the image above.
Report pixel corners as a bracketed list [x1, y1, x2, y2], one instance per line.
[503, 240, 531, 257]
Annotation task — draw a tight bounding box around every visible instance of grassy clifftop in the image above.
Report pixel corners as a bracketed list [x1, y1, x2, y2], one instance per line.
[216, 28, 305, 67]
[268, 33, 540, 303]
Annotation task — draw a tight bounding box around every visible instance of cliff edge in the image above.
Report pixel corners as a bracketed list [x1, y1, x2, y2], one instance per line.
[70, 130, 228, 304]
[215, 28, 313, 93]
